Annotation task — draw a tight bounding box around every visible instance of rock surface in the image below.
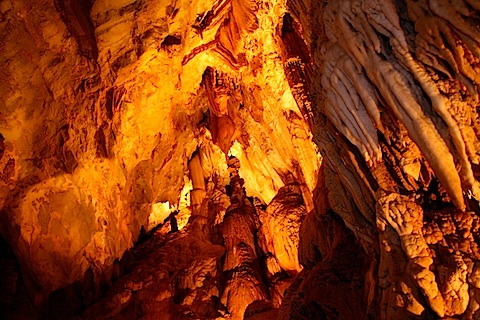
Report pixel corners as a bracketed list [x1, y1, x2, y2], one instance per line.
[285, 0, 480, 318]
[0, 0, 319, 312]
[1, 0, 480, 319]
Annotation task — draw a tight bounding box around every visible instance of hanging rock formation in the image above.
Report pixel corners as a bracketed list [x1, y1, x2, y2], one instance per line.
[1, 0, 480, 319]
[282, 0, 480, 318]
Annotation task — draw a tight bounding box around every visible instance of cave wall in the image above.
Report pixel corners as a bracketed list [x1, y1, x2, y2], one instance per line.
[282, 0, 480, 318]
[1, 0, 480, 319]
[0, 0, 319, 310]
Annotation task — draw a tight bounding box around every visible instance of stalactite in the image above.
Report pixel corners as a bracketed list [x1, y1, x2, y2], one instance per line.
[183, 0, 258, 67]
[321, 0, 473, 210]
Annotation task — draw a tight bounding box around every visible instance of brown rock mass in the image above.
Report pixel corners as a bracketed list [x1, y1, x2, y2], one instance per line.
[1, 0, 480, 319]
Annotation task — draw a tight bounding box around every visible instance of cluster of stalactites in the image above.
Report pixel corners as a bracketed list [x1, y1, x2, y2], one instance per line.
[321, 0, 480, 211]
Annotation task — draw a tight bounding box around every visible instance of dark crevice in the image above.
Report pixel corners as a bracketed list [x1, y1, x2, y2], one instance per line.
[94, 123, 114, 159]
[393, 0, 417, 52]
[280, 13, 311, 65]
[438, 30, 458, 76]
[281, 13, 295, 35]
[161, 35, 182, 48]
[0, 236, 39, 320]
[105, 88, 114, 120]
[374, 30, 393, 58]
[54, 0, 98, 60]
[344, 19, 358, 34]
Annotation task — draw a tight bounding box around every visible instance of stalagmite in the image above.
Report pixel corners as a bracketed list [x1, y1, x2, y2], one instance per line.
[188, 152, 207, 217]
[220, 158, 269, 320]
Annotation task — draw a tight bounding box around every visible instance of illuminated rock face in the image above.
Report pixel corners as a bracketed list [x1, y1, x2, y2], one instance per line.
[0, 0, 318, 316]
[1, 0, 480, 319]
[292, 0, 480, 318]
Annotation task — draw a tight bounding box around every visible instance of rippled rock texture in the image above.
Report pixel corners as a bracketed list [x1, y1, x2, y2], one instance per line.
[1, 0, 480, 319]
[288, 0, 480, 318]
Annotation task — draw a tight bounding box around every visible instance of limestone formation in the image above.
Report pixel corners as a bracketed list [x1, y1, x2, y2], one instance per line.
[1, 0, 480, 319]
